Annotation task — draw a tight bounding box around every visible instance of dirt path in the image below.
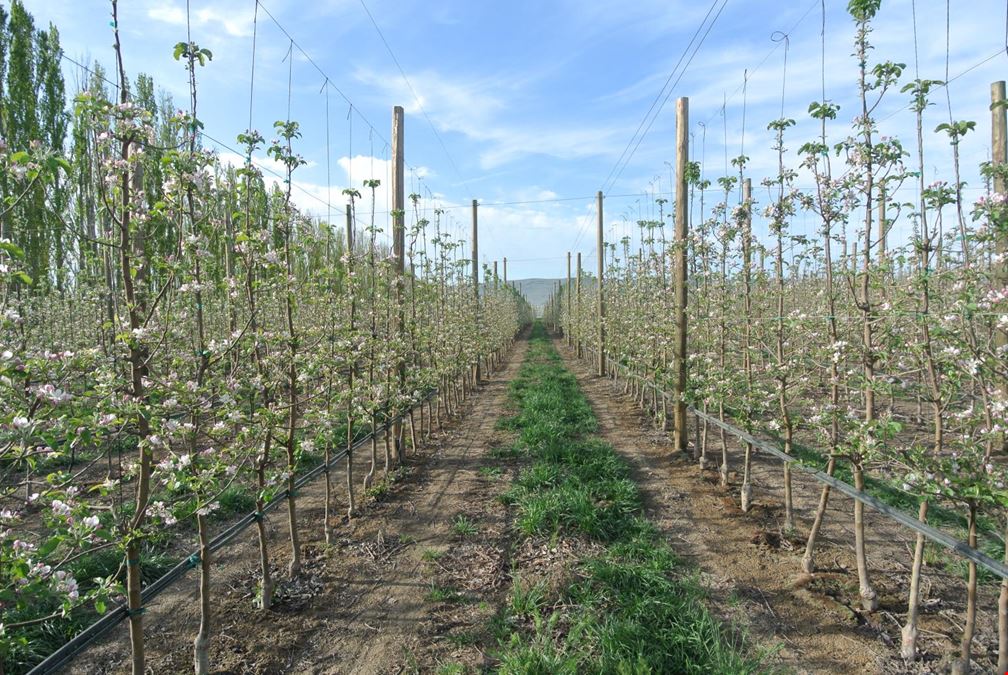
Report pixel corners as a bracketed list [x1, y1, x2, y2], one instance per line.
[554, 335, 1000, 674]
[69, 335, 527, 675]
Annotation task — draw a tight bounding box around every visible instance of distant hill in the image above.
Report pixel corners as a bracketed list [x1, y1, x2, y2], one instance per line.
[501, 277, 596, 316]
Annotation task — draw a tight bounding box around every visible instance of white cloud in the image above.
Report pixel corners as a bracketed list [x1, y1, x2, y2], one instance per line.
[147, 6, 186, 27]
[354, 67, 630, 169]
[145, 1, 258, 38]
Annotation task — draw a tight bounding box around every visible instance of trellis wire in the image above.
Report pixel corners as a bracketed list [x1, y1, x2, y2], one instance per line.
[596, 350, 1008, 580]
[27, 390, 439, 675]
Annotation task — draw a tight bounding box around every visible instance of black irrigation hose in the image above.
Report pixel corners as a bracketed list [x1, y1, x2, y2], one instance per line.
[27, 389, 440, 675]
[598, 349, 1008, 580]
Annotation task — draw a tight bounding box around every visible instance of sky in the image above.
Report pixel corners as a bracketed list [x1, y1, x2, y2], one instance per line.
[22, 0, 1008, 280]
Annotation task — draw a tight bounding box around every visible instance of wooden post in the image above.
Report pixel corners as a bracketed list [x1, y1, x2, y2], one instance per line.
[576, 251, 583, 358]
[391, 105, 405, 460]
[392, 107, 405, 263]
[493, 260, 499, 289]
[994, 82, 1006, 451]
[566, 252, 572, 346]
[503, 256, 508, 286]
[672, 97, 689, 453]
[555, 280, 561, 332]
[596, 191, 606, 377]
[472, 199, 480, 382]
[992, 79, 1008, 675]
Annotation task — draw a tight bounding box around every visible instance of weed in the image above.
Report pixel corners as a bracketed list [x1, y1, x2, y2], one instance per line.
[427, 582, 464, 604]
[479, 465, 503, 479]
[421, 548, 445, 562]
[452, 514, 478, 537]
[366, 479, 390, 500]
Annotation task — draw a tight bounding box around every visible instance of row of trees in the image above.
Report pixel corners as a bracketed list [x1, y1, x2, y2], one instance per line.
[0, 2, 529, 674]
[0, 0, 67, 284]
[553, 1, 1007, 672]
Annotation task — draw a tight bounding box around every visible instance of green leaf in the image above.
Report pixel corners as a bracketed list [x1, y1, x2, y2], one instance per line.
[0, 240, 26, 259]
[37, 536, 61, 558]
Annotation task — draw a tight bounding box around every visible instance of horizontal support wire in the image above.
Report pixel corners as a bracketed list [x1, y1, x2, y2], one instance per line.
[598, 350, 1008, 580]
[28, 387, 442, 675]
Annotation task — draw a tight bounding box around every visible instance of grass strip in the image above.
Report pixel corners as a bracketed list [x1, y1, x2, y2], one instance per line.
[492, 322, 764, 674]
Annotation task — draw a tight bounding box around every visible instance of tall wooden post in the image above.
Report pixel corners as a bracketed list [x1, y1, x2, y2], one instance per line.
[576, 252, 583, 358]
[555, 280, 561, 331]
[672, 97, 689, 453]
[596, 191, 606, 377]
[566, 252, 572, 346]
[391, 105, 405, 459]
[992, 80, 1008, 674]
[993, 81, 1007, 455]
[992, 81, 1006, 334]
[392, 107, 405, 264]
[503, 256, 508, 286]
[472, 199, 480, 382]
[494, 260, 499, 289]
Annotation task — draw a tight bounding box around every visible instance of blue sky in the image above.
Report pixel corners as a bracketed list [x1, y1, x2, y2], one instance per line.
[23, 0, 1008, 279]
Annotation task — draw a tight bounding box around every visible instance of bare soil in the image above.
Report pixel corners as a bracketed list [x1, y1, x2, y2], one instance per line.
[68, 335, 527, 675]
[556, 334, 1000, 674]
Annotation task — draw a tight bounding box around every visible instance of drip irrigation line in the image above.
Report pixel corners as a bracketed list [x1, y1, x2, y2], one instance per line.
[585, 310, 1007, 324]
[602, 355, 1008, 580]
[27, 389, 443, 675]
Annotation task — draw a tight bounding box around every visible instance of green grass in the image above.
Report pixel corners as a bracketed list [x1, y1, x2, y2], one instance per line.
[452, 514, 479, 537]
[3, 542, 177, 674]
[446, 631, 480, 647]
[489, 441, 526, 459]
[479, 465, 504, 479]
[212, 485, 257, 521]
[491, 322, 762, 674]
[508, 576, 548, 616]
[421, 547, 445, 562]
[427, 582, 465, 604]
